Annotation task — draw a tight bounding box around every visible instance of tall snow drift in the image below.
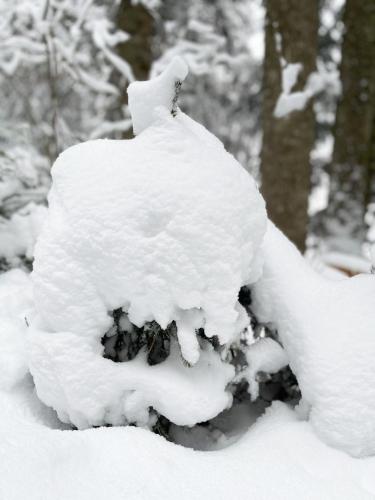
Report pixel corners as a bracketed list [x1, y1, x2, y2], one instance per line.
[253, 222, 375, 457]
[29, 57, 267, 428]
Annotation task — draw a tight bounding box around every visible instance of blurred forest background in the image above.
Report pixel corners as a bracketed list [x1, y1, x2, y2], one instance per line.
[0, 0, 374, 274]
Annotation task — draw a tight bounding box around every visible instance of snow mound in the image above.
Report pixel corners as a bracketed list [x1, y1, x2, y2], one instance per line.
[29, 332, 234, 428]
[253, 221, 375, 457]
[2, 232, 375, 499]
[30, 58, 266, 427]
[2, 380, 375, 500]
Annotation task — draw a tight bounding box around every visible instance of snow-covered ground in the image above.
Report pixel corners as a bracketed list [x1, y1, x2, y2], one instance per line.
[1, 234, 375, 499]
[1, 351, 375, 500]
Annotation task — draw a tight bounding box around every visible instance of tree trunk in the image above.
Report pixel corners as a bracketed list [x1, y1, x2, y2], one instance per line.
[260, 0, 318, 252]
[116, 0, 154, 82]
[322, 0, 375, 254]
[113, 0, 154, 138]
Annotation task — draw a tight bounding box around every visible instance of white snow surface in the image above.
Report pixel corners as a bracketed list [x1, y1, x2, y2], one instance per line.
[128, 56, 188, 135]
[253, 221, 375, 457]
[33, 101, 265, 349]
[30, 58, 266, 427]
[29, 330, 234, 429]
[244, 337, 288, 400]
[1, 241, 375, 498]
[1, 379, 375, 500]
[0, 270, 373, 500]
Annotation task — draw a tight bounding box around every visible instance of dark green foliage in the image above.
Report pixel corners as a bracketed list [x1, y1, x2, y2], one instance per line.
[101, 309, 172, 366]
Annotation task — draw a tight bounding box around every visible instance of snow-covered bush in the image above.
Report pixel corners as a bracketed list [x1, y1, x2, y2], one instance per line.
[26, 55, 375, 459]
[29, 58, 267, 430]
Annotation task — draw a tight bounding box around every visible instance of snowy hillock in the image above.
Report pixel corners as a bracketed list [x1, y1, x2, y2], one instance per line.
[253, 222, 375, 457]
[0, 347, 375, 500]
[0, 263, 372, 498]
[29, 57, 266, 429]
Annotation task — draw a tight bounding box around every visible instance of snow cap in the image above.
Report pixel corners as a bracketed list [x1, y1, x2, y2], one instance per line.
[128, 56, 189, 136]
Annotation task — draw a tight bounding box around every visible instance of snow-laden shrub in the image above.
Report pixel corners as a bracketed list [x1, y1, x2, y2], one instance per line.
[29, 58, 267, 429]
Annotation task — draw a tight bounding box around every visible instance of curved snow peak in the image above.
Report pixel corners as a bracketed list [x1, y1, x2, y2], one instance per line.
[253, 221, 375, 457]
[128, 56, 188, 135]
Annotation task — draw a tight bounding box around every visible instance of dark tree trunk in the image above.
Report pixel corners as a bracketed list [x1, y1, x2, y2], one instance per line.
[260, 0, 319, 252]
[322, 0, 375, 254]
[116, 0, 154, 82]
[112, 0, 154, 138]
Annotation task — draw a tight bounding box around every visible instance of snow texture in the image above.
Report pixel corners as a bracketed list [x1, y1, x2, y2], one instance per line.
[253, 221, 375, 457]
[1, 378, 375, 500]
[0, 269, 373, 499]
[128, 56, 188, 135]
[29, 57, 266, 428]
[29, 331, 234, 429]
